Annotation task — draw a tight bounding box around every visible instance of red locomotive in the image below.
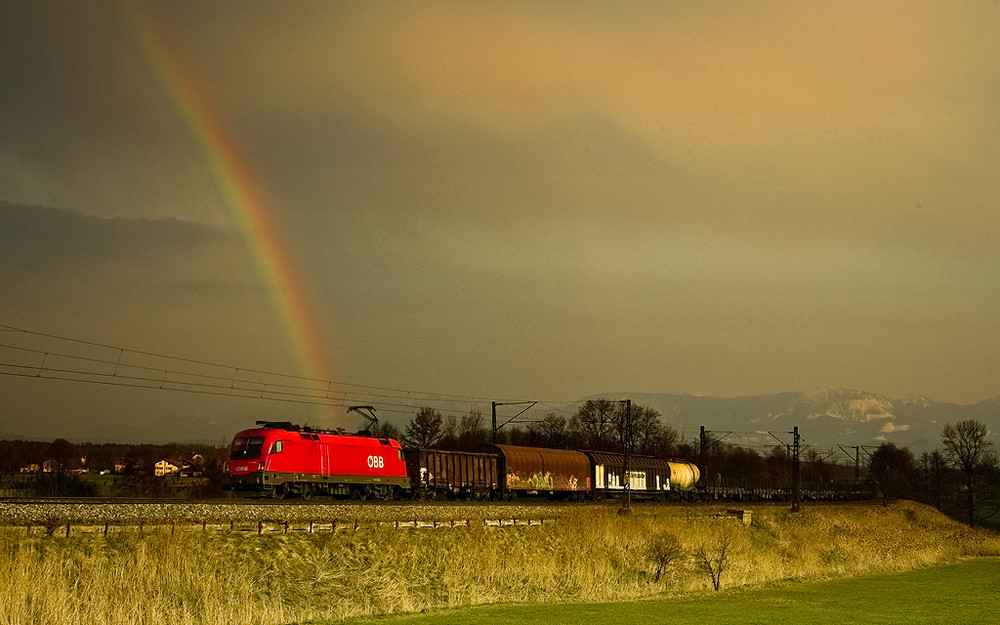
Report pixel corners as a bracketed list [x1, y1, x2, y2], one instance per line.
[225, 420, 409, 499]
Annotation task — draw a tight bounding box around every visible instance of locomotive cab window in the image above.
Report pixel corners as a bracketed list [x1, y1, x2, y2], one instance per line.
[269, 440, 284, 454]
[230, 436, 265, 459]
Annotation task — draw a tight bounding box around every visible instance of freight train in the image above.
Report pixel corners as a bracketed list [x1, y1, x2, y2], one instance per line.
[223, 421, 701, 501]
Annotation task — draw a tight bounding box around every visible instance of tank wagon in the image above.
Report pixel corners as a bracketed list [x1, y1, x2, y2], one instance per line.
[225, 421, 409, 500]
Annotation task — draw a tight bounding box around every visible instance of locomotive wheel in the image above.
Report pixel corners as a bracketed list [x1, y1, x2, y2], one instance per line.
[300, 485, 314, 501]
[274, 484, 291, 500]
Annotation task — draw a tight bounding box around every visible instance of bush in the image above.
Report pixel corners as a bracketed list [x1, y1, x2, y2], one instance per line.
[645, 531, 683, 582]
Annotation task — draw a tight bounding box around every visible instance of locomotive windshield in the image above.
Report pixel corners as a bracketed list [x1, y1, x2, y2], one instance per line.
[230, 436, 265, 459]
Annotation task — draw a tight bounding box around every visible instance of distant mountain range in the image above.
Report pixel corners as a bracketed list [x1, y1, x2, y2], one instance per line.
[594, 388, 1000, 453]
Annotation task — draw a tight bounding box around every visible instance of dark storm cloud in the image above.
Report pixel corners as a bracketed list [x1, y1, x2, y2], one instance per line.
[0, 203, 291, 367]
[0, 202, 227, 267]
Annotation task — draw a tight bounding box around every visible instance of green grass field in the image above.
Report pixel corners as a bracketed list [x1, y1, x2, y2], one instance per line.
[331, 558, 1000, 625]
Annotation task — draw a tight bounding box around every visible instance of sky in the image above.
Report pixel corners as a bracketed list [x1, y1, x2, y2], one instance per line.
[1, 1, 999, 442]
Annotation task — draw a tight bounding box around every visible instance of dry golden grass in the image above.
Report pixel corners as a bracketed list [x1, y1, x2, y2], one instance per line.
[0, 501, 997, 625]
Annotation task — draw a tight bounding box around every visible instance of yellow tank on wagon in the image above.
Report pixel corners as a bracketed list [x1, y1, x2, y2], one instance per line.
[666, 460, 700, 491]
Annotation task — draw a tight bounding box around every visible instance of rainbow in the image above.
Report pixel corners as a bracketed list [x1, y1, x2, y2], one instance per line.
[128, 6, 338, 417]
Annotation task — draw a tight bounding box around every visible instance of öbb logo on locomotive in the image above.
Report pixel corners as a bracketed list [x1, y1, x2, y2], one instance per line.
[224, 420, 701, 501]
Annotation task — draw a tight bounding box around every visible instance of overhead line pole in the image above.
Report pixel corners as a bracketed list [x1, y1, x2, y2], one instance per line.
[768, 429, 800, 512]
[790, 427, 800, 513]
[837, 444, 861, 482]
[860, 445, 889, 508]
[620, 399, 632, 516]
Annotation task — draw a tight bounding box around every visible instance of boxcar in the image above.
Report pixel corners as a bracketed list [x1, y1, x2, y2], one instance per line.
[225, 421, 409, 499]
[582, 450, 700, 501]
[478, 444, 591, 498]
[404, 449, 499, 500]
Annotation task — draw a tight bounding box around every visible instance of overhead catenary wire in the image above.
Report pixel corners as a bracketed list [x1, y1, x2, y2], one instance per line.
[0, 323, 576, 421]
[0, 324, 507, 401]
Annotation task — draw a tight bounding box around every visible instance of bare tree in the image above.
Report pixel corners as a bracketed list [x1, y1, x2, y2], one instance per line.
[438, 415, 459, 450]
[605, 402, 655, 454]
[369, 420, 402, 441]
[627, 405, 678, 457]
[765, 445, 791, 482]
[645, 421, 680, 458]
[919, 449, 946, 510]
[528, 412, 568, 448]
[693, 525, 736, 591]
[404, 407, 443, 448]
[570, 399, 675, 456]
[645, 531, 684, 583]
[457, 410, 489, 450]
[569, 399, 618, 450]
[941, 419, 997, 527]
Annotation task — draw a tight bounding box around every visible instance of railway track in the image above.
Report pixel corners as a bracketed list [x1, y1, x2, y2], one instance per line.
[0, 496, 415, 506]
[0, 496, 569, 530]
[0, 495, 883, 508]
[0, 496, 886, 538]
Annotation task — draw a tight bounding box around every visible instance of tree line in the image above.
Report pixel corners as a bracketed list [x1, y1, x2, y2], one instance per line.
[0, 438, 227, 497]
[378, 399, 684, 458]
[863, 420, 998, 527]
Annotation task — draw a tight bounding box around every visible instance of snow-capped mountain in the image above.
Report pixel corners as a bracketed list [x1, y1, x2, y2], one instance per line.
[594, 388, 1000, 452]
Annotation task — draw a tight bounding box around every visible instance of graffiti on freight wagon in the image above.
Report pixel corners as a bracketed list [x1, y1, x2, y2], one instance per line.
[507, 471, 582, 491]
